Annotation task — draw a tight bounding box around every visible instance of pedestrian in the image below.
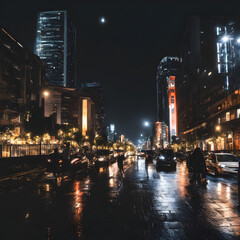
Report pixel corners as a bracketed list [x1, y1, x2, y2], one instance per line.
[189, 148, 206, 186]
[117, 152, 125, 175]
[61, 142, 71, 172]
[62, 142, 70, 160]
[49, 148, 61, 177]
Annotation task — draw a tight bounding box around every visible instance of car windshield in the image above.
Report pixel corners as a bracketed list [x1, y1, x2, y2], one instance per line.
[161, 149, 174, 158]
[217, 155, 238, 162]
[96, 150, 110, 156]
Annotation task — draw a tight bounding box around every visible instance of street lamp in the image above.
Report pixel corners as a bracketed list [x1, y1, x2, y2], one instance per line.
[144, 121, 150, 127]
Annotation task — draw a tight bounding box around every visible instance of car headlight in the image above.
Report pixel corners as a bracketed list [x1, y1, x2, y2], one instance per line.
[47, 159, 52, 163]
[173, 157, 176, 160]
[98, 157, 105, 161]
[220, 164, 225, 168]
[159, 156, 165, 160]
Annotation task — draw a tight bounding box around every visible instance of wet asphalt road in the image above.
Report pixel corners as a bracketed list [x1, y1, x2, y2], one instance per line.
[0, 157, 240, 240]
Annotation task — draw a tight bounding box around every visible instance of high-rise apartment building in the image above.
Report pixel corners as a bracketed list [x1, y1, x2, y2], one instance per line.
[35, 10, 76, 88]
[0, 28, 45, 130]
[177, 16, 240, 151]
[178, 16, 240, 141]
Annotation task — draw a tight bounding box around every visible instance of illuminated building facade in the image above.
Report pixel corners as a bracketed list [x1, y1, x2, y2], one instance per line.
[178, 16, 240, 150]
[35, 10, 76, 88]
[156, 56, 179, 147]
[107, 124, 116, 142]
[82, 82, 106, 136]
[0, 28, 45, 130]
[43, 87, 95, 136]
[80, 98, 95, 137]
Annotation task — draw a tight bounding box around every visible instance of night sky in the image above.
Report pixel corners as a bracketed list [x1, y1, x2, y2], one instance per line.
[0, 0, 239, 143]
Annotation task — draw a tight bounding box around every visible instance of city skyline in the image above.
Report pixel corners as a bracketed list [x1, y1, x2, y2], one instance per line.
[1, 0, 240, 143]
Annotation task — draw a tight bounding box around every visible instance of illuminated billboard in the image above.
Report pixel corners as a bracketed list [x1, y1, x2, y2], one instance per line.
[168, 76, 177, 139]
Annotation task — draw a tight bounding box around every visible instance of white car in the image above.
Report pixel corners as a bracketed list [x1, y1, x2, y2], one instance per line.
[206, 153, 239, 175]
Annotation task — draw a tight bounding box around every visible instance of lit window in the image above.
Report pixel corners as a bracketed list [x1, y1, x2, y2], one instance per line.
[226, 112, 230, 121]
[218, 118, 221, 124]
[237, 109, 240, 118]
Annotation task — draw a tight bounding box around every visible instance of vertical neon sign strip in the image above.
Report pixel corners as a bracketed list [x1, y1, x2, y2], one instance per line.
[168, 76, 178, 138]
[82, 99, 88, 136]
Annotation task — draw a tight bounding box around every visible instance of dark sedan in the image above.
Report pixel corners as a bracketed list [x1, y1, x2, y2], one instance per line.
[156, 149, 177, 170]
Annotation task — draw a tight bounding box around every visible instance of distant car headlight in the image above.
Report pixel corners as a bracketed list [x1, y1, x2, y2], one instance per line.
[220, 164, 225, 168]
[47, 159, 52, 163]
[173, 157, 177, 161]
[98, 157, 105, 161]
[159, 156, 165, 160]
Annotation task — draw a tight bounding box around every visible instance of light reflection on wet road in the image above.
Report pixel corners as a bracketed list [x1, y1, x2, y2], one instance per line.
[0, 157, 240, 239]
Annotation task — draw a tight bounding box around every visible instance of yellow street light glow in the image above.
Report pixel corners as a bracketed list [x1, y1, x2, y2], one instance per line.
[215, 125, 221, 132]
[43, 91, 49, 97]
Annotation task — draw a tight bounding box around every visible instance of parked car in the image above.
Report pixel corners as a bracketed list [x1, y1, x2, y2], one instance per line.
[93, 150, 112, 167]
[206, 153, 239, 175]
[156, 149, 177, 170]
[47, 152, 89, 176]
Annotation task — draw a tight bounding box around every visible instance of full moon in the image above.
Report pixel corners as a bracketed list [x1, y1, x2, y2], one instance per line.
[99, 17, 106, 24]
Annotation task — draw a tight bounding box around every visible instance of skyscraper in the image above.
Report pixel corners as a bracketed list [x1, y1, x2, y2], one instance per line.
[35, 10, 76, 88]
[156, 56, 179, 146]
[107, 124, 116, 142]
[178, 16, 240, 140]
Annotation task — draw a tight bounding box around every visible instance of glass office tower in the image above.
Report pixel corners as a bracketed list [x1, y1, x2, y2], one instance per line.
[35, 10, 76, 88]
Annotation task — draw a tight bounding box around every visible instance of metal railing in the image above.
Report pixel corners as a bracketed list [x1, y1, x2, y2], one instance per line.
[0, 144, 60, 158]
